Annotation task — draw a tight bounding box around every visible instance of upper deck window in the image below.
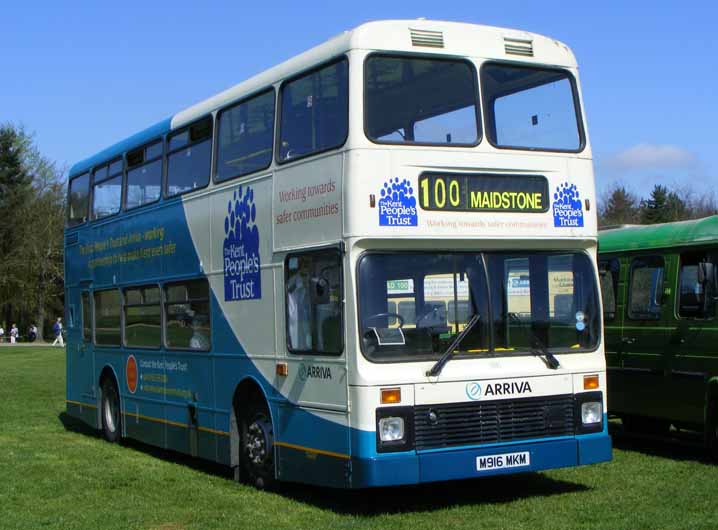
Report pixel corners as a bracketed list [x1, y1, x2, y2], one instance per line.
[67, 172, 90, 226]
[365, 55, 480, 145]
[481, 63, 583, 152]
[92, 159, 123, 219]
[126, 141, 163, 209]
[278, 59, 348, 162]
[167, 117, 212, 197]
[216, 89, 275, 182]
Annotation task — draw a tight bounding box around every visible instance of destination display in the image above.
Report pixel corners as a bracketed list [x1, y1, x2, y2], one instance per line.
[418, 173, 549, 213]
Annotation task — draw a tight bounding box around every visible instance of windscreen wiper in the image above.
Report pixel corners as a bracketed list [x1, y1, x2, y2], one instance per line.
[426, 313, 481, 377]
[529, 333, 561, 370]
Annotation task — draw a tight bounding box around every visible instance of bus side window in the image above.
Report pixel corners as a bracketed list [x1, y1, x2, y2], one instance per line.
[68, 172, 90, 226]
[285, 249, 343, 355]
[678, 252, 717, 319]
[167, 117, 213, 197]
[92, 160, 123, 219]
[628, 256, 664, 320]
[81, 292, 92, 342]
[599, 258, 620, 321]
[94, 289, 122, 346]
[164, 280, 210, 351]
[278, 59, 348, 162]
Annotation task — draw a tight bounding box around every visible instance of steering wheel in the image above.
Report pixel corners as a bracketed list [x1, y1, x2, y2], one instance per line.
[364, 312, 405, 328]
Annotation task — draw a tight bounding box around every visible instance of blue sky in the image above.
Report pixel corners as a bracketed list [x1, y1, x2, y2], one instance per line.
[2, 0, 716, 200]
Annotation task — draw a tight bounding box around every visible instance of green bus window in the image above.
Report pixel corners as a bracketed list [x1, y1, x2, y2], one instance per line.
[628, 256, 664, 320]
[285, 249, 343, 355]
[167, 118, 212, 197]
[279, 59, 348, 162]
[216, 89, 275, 182]
[94, 289, 121, 346]
[599, 259, 620, 321]
[81, 292, 91, 342]
[68, 173, 90, 226]
[124, 286, 161, 348]
[678, 253, 717, 319]
[164, 280, 210, 350]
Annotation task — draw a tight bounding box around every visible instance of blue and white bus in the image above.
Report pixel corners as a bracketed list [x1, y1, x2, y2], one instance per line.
[65, 20, 611, 489]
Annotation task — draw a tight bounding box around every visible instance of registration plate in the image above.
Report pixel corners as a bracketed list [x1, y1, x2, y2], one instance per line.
[476, 451, 530, 472]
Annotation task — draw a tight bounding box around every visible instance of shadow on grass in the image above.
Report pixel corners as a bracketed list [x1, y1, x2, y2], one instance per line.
[58, 412, 233, 479]
[60, 411, 589, 514]
[279, 473, 589, 515]
[609, 422, 716, 465]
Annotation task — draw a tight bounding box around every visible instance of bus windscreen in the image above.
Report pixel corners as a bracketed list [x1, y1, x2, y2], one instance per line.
[358, 252, 599, 361]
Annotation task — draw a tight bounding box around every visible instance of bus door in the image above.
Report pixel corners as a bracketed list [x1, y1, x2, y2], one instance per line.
[276, 247, 349, 487]
[67, 286, 95, 406]
[620, 254, 672, 419]
[671, 250, 718, 425]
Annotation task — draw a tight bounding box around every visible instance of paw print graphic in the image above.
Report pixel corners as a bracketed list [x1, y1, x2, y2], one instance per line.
[379, 177, 416, 207]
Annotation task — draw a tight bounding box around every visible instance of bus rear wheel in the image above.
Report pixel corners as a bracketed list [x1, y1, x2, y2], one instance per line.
[240, 399, 276, 489]
[101, 378, 121, 443]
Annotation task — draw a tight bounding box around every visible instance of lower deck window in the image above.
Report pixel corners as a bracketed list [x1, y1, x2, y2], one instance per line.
[164, 280, 210, 350]
[285, 249, 343, 354]
[124, 285, 161, 348]
[94, 289, 121, 346]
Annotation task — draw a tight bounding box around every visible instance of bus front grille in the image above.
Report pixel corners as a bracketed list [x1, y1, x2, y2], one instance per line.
[414, 394, 575, 450]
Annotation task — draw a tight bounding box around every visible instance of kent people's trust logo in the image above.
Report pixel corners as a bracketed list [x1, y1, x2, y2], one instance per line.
[552, 182, 584, 228]
[379, 177, 418, 227]
[223, 185, 261, 301]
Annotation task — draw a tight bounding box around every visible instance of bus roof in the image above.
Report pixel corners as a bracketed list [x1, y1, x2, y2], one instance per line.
[599, 215, 718, 253]
[69, 19, 578, 178]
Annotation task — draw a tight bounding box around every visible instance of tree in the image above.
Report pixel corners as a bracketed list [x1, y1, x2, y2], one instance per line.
[0, 123, 65, 340]
[639, 184, 687, 225]
[599, 184, 639, 227]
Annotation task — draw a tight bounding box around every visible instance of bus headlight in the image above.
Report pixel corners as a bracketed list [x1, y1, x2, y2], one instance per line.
[574, 391, 603, 434]
[581, 402, 602, 424]
[376, 406, 414, 453]
[379, 417, 404, 442]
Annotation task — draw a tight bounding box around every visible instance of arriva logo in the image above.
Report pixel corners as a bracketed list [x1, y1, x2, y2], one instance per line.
[466, 382, 482, 400]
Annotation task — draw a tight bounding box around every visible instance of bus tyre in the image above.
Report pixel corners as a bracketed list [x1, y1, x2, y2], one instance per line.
[101, 378, 121, 443]
[707, 399, 718, 459]
[240, 399, 276, 490]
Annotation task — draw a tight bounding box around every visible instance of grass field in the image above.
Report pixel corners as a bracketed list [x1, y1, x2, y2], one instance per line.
[2, 346, 717, 530]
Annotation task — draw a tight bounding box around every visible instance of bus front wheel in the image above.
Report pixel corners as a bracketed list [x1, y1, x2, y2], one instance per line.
[101, 378, 121, 443]
[240, 399, 276, 489]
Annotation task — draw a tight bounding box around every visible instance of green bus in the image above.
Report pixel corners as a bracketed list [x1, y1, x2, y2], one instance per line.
[598, 216, 718, 447]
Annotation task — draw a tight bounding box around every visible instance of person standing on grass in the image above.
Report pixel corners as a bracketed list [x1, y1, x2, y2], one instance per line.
[52, 317, 64, 347]
[0, 325, 4, 343]
[9, 324, 18, 344]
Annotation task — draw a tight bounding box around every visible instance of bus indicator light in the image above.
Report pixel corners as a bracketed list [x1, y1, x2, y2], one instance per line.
[276, 362, 289, 377]
[381, 388, 401, 404]
[583, 374, 599, 390]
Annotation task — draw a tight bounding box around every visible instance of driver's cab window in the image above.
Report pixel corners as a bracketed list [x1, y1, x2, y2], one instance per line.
[285, 249, 343, 354]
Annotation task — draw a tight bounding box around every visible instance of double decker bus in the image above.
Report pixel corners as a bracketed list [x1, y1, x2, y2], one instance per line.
[65, 20, 611, 489]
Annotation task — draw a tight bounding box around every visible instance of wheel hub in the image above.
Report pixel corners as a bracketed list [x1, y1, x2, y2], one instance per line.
[246, 417, 273, 465]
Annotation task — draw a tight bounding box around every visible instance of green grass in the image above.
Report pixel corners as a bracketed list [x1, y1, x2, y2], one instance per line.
[2, 347, 718, 530]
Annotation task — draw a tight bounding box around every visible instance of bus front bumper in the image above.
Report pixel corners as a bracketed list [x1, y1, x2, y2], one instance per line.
[350, 433, 612, 488]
